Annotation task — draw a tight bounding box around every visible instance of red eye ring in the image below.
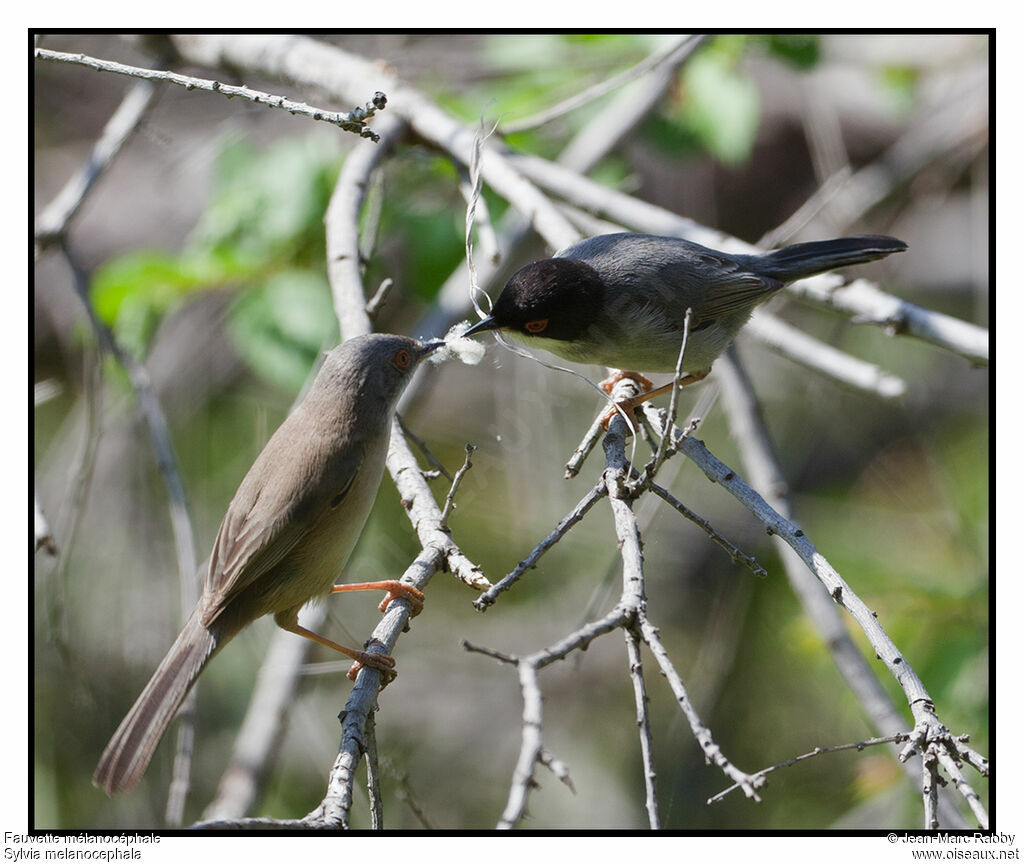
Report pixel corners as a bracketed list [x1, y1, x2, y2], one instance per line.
[524, 319, 549, 334]
[393, 348, 412, 369]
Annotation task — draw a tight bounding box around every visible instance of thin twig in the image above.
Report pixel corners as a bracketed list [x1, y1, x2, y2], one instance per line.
[382, 758, 436, 830]
[47, 334, 103, 658]
[675, 430, 937, 709]
[564, 376, 643, 479]
[538, 749, 576, 795]
[624, 627, 659, 829]
[364, 277, 394, 319]
[497, 660, 545, 829]
[365, 713, 383, 830]
[923, 750, 940, 830]
[165, 697, 197, 826]
[60, 240, 200, 819]
[936, 750, 988, 830]
[396, 414, 452, 481]
[474, 479, 608, 610]
[35, 47, 388, 141]
[387, 423, 490, 592]
[461, 640, 519, 666]
[708, 734, 908, 804]
[646, 480, 767, 578]
[759, 165, 853, 249]
[190, 815, 315, 829]
[439, 444, 477, 530]
[640, 617, 762, 802]
[633, 310, 692, 492]
[565, 410, 611, 479]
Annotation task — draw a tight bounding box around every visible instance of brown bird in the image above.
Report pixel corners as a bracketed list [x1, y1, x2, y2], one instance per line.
[94, 333, 442, 795]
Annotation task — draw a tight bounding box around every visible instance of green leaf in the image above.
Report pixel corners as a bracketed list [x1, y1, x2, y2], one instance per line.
[227, 270, 338, 393]
[188, 134, 342, 267]
[764, 34, 821, 69]
[681, 50, 761, 165]
[90, 132, 344, 360]
[90, 250, 218, 357]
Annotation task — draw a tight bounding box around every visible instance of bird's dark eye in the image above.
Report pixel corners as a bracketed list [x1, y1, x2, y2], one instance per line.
[392, 348, 412, 369]
[524, 319, 549, 334]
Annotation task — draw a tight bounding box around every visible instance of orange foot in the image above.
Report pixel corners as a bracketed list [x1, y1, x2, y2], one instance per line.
[331, 579, 425, 617]
[346, 642, 398, 684]
[599, 370, 654, 394]
[599, 369, 710, 429]
[330, 580, 426, 682]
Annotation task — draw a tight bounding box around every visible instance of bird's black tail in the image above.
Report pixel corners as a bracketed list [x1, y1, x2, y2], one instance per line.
[752, 235, 907, 282]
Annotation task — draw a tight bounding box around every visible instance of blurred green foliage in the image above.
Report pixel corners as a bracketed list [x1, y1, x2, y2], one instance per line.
[879, 64, 922, 112]
[669, 38, 761, 164]
[91, 135, 343, 390]
[764, 34, 822, 68]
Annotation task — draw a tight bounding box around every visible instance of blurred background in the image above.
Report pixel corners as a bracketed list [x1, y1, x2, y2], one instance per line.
[33, 33, 989, 830]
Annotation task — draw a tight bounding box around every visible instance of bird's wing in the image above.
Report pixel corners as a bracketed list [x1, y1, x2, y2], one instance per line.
[682, 251, 782, 324]
[200, 424, 363, 626]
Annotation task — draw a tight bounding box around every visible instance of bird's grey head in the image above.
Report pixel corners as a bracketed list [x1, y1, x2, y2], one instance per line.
[316, 333, 443, 411]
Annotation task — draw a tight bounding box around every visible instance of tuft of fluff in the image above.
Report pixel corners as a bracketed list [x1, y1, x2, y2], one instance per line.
[428, 320, 486, 366]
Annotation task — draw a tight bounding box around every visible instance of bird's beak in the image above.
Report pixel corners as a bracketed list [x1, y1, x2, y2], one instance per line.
[463, 316, 499, 338]
[421, 339, 446, 355]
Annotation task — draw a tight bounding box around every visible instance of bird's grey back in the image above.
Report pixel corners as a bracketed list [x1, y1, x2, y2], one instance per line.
[557, 233, 755, 304]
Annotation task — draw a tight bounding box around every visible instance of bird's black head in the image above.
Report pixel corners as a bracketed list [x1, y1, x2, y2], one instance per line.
[465, 258, 605, 343]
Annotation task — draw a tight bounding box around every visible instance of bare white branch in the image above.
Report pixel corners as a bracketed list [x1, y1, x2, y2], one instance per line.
[744, 310, 907, 400]
[34, 47, 388, 141]
[624, 628, 659, 828]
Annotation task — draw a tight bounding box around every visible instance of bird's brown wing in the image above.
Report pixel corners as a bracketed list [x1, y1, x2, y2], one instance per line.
[200, 422, 363, 627]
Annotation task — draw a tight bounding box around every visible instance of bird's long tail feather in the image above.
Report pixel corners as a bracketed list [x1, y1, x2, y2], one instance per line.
[93, 609, 218, 795]
[754, 235, 907, 282]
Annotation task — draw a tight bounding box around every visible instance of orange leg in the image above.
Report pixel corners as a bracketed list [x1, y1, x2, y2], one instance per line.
[329, 580, 426, 681]
[600, 369, 709, 429]
[275, 613, 397, 685]
[330, 580, 425, 617]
